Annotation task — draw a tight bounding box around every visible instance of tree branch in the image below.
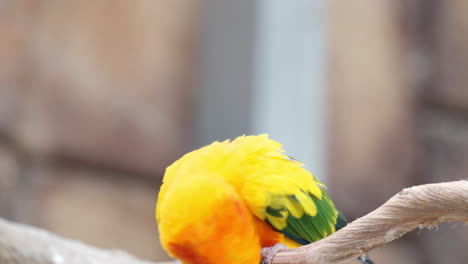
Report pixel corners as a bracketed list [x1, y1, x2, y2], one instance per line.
[0, 181, 466, 264]
[0, 218, 177, 264]
[271, 180, 468, 264]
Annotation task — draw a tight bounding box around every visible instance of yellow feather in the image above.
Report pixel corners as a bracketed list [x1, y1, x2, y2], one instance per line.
[156, 134, 339, 263]
[295, 192, 317, 216]
[284, 197, 304, 218]
[266, 214, 288, 230]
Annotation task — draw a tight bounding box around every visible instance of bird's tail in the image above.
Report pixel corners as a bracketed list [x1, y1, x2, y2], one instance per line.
[358, 255, 375, 264]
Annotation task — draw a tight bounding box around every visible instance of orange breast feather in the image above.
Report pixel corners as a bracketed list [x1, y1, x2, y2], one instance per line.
[158, 178, 269, 264]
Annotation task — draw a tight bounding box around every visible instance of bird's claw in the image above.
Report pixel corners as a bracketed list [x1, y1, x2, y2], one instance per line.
[261, 243, 288, 264]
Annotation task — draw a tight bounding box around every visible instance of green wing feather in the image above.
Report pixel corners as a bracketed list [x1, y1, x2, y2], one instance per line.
[243, 156, 344, 245]
[234, 137, 345, 245]
[272, 190, 342, 245]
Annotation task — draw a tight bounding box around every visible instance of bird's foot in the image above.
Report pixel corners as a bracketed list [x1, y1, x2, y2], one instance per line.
[261, 243, 288, 264]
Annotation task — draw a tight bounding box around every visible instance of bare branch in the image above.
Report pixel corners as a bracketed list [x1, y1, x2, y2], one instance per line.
[271, 180, 468, 264]
[0, 181, 466, 264]
[0, 218, 178, 264]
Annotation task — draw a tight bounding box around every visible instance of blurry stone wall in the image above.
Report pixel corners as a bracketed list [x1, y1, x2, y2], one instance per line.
[0, 0, 198, 261]
[329, 1, 467, 264]
[1, 1, 466, 264]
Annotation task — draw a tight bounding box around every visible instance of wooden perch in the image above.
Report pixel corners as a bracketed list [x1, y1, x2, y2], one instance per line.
[0, 218, 176, 264]
[0, 180, 466, 264]
[271, 180, 468, 264]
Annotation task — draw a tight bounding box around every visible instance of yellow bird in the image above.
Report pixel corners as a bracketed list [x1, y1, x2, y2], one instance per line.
[156, 134, 367, 264]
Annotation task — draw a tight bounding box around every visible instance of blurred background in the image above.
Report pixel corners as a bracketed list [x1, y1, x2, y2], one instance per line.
[0, 0, 467, 263]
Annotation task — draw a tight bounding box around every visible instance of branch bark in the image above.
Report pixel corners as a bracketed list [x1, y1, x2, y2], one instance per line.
[0, 218, 177, 264]
[0, 181, 466, 264]
[271, 180, 468, 264]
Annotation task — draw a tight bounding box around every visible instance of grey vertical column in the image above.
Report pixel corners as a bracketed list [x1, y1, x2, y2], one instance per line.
[195, 0, 256, 147]
[196, 0, 327, 181]
[251, 0, 328, 181]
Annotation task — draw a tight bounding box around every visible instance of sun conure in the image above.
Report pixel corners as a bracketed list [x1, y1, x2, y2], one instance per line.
[156, 134, 373, 264]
